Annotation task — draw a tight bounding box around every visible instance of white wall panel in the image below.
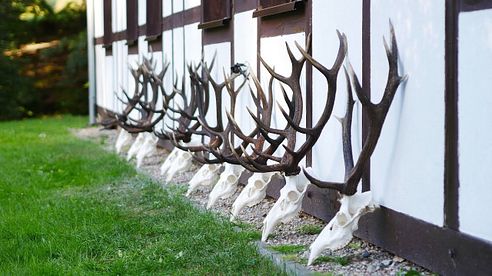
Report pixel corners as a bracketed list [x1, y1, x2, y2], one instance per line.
[127, 53, 140, 121]
[138, 0, 146, 26]
[162, 30, 174, 131]
[260, 33, 306, 159]
[163, 0, 173, 17]
[233, 10, 257, 141]
[311, 0, 362, 183]
[173, 0, 183, 13]
[371, 0, 445, 226]
[104, 55, 114, 111]
[114, 0, 126, 32]
[184, 0, 200, 9]
[458, 9, 492, 242]
[204, 42, 231, 131]
[95, 45, 106, 108]
[94, 0, 104, 37]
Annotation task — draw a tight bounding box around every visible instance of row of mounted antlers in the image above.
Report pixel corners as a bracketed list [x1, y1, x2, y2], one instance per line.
[110, 23, 406, 265]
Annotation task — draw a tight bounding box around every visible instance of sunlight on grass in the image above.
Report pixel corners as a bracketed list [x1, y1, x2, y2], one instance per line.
[0, 116, 283, 275]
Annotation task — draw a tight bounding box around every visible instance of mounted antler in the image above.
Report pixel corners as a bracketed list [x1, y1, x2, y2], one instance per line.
[116, 56, 173, 133]
[228, 32, 347, 176]
[303, 22, 407, 196]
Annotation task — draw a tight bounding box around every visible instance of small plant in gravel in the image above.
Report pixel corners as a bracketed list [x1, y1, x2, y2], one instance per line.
[397, 269, 422, 276]
[312, 255, 352, 266]
[269, 244, 307, 254]
[298, 224, 323, 235]
[348, 241, 362, 249]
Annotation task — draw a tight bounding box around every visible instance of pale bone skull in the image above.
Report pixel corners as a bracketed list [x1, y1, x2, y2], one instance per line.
[230, 172, 278, 221]
[261, 171, 311, 242]
[136, 133, 158, 168]
[164, 150, 193, 182]
[160, 147, 180, 176]
[206, 164, 245, 209]
[186, 164, 222, 197]
[115, 129, 133, 154]
[127, 133, 146, 161]
[307, 191, 378, 265]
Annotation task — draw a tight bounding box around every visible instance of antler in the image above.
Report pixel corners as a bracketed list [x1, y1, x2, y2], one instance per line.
[229, 32, 347, 176]
[116, 55, 174, 133]
[303, 22, 407, 196]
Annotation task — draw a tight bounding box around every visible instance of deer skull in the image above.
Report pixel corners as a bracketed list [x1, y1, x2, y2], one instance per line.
[115, 129, 133, 154]
[186, 164, 222, 197]
[160, 147, 180, 176]
[127, 133, 146, 161]
[261, 171, 311, 242]
[165, 150, 193, 182]
[136, 133, 158, 168]
[206, 164, 245, 209]
[307, 191, 377, 265]
[230, 172, 278, 221]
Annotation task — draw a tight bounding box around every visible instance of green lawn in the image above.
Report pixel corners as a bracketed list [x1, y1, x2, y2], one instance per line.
[0, 116, 282, 275]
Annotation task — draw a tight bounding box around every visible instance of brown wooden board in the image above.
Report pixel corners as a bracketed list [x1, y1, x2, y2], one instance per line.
[126, 0, 138, 42]
[356, 207, 492, 275]
[146, 0, 162, 36]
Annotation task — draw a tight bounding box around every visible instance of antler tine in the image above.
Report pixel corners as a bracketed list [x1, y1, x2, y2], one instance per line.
[305, 23, 407, 195]
[340, 66, 356, 176]
[246, 107, 287, 137]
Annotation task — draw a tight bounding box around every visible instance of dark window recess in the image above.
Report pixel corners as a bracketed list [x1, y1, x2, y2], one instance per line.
[103, 0, 112, 46]
[126, 0, 138, 44]
[146, 0, 162, 39]
[198, 0, 231, 29]
[253, 0, 306, 18]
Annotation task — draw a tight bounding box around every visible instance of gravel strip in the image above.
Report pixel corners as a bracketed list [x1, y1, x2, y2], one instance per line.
[75, 127, 433, 275]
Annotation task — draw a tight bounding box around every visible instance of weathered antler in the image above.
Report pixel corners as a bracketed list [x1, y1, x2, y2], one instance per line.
[116, 56, 173, 133]
[229, 32, 347, 176]
[303, 22, 407, 195]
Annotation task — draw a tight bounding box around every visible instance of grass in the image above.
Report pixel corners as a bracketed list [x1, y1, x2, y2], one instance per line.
[268, 244, 307, 254]
[312, 255, 352, 266]
[0, 116, 283, 275]
[298, 224, 323, 235]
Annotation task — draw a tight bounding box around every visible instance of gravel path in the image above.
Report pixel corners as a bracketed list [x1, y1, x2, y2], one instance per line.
[74, 127, 433, 275]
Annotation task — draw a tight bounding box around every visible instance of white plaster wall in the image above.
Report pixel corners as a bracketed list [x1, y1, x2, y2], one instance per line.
[94, 0, 104, 37]
[173, 27, 185, 86]
[138, 36, 148, 60]
[260, 33, 306, 159]
[370, 0, 445, 226]
[104, 54, 114, 111]
[458, 9, 492, 242]
[233, 10, 257, 143]
[311, 0, 362, 183]
[95, 45, 106, 108]
[138, 0, 146, 26]
[203, 42, 231, 131]
[173, 0, 183, 12]
[127, 53, 140, 121]
[184, 0, 200, 9]
[114, 0, 126, 32]
[162, 30, 174, 131]
[163, 0, 173, 17]
[184, 23, 202, 67]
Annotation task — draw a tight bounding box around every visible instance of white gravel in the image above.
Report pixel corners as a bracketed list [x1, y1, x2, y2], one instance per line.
[75, 127, 433, 275]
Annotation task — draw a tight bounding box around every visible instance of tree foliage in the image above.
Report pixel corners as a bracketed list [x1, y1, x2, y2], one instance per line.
[0, 0, 87, 120]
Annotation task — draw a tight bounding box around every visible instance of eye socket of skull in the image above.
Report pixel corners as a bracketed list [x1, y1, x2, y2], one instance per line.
[287, 190, 299, 202]
[253, 179, 266, 190]
[335, 212, 349, 226]
[227, 174, 237, 183]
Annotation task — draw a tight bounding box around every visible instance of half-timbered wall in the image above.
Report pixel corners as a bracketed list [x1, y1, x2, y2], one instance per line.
[458, 7, 492, 242]
[89, 0, 492, 274]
